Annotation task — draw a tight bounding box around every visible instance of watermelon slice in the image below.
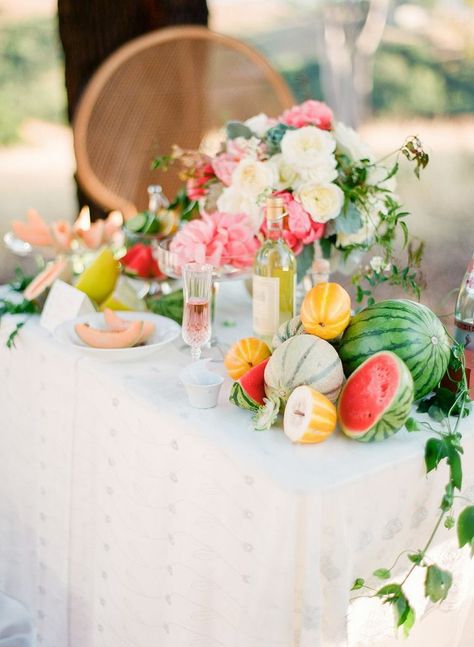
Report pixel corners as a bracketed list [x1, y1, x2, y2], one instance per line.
[229, 357, 270, 412]
[121, 244, 165, 279]
[337, 351, 414, 442]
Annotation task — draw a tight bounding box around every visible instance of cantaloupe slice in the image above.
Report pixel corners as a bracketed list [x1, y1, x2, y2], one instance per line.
[103, 309, 155, 344]
[12, 209, 54, 247]
[75, 320, 144, 349]
[283, 385, 337, 444]
[24, 258, 69, 301]
[51, 220, 72, 250]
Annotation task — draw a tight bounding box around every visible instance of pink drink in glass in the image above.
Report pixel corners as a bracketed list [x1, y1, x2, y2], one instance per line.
[182, 297, 211, 350]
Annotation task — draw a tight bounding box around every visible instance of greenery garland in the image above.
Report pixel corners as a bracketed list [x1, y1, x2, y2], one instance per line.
[351, 341, 473, 636]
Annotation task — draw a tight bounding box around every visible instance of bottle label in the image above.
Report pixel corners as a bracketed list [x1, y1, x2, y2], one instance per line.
[253, 275, 279, 337]
[455, 319, 474, 350]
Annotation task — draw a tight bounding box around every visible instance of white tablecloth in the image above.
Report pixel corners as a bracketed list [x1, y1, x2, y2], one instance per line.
[0, 281, 473, 647]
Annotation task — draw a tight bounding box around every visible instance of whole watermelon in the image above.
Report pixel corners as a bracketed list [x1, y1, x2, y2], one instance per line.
[338, 299, 450, 400]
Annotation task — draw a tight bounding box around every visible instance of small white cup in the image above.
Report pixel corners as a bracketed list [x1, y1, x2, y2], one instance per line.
[180, 361, 224, 409]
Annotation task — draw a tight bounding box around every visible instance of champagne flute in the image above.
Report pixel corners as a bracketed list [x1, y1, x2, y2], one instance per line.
[182, 262, 213, 361]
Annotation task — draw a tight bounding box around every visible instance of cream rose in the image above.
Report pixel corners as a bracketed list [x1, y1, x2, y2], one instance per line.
[280, 126, 336, 169]
[268, 153, 299, 190]
[334, 122, 374, 162]
[231, 158, 276, 197]
[296, 156, 338, 185]
[294, 182, 344, 223]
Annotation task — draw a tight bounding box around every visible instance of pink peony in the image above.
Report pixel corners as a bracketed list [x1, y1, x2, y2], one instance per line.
[279, 100, 333, 131]
[170, 212, 259, 269]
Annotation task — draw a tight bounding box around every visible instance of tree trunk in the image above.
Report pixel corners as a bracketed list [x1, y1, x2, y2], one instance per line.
[57, 0, 208, 216]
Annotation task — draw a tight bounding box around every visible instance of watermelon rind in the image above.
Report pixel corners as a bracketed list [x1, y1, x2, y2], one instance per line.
[229, 381, 261, 412]
[338, 299, 450, 400]
[338, 351, 414, 442]
[272, 316, 305, 350]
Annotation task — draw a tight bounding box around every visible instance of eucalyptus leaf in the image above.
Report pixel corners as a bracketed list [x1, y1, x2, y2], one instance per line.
[226, 121, 253, 140]
[424, 565, 452, 603]
[334, 204, 363, 234]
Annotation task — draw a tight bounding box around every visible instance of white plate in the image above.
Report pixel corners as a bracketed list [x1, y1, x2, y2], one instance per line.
[54, 311, 180, 361]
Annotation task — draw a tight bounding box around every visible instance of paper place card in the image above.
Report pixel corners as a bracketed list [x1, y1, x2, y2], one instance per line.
[40, 280, 95, 333]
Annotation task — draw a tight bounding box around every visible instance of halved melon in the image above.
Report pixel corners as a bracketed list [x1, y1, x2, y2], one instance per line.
[337, 351, 414, 442]
[284, 386, 337, 444]
[75, 320, 143, 349]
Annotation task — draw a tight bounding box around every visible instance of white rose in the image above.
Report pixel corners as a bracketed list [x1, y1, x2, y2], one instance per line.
[217, 186, 264, 232]
[231, 158, 276, 197]
[296, 156, 338, 185]
[244, 113, 273, 138]
[268, 153, 299, 190]
[334, 122, 374, 162]
[294, 182, 344, 223]
[281, 126, 336, 169]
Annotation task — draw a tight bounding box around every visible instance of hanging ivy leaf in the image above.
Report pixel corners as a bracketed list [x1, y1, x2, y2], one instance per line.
[457, 506, 474, 556]
[424, 565, 453, 603]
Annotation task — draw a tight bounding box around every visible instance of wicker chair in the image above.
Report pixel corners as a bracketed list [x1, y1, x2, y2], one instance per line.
[73, 26, 295, 218]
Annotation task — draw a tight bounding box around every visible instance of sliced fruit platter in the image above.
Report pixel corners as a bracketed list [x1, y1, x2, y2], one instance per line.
[54, 309, 180, 361]
[225, 282, 454, 444]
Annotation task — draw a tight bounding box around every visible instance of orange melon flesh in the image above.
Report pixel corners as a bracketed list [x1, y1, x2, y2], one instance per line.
[338, 353, 398, 434]
[24, 259, 68, 301]
[103, 309, 155, 343]
[75, 320, 144, 349]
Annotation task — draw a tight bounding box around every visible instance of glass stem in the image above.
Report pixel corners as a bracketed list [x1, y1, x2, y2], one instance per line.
[191, 346, 201, 361]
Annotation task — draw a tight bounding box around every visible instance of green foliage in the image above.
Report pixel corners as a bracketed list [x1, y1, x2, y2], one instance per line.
[264, 123, 295, 156]
[424, 565, 452, 603]
[353, 339, 472, 635]
[226, 121, 253, 140]
[0, 16, 66, 145]
[457, 506, 474, 556]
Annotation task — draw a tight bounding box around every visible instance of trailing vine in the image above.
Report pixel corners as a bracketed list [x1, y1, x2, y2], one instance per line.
[351, 341, 473, 636]
[0, 269, 38, 348]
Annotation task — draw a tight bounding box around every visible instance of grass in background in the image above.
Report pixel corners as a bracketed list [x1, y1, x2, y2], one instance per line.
[0, 16, 66, 145]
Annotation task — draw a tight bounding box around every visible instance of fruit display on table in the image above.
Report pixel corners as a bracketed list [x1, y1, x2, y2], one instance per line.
[225, 281, 458, 445]
[74, 310, 155, 349]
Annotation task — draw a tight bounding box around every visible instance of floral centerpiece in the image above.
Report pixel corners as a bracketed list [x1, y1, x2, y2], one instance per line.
[155, 99, 428, 304]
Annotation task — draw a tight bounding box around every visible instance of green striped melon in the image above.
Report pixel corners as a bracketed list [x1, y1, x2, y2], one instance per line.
[271, 316, 305, 349]
[264, 334, 344, 405]
[338, 351, 414, 442]
[338, 299, 450, 400]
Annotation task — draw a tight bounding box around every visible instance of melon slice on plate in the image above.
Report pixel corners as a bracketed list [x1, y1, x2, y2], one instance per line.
[103, 309, 155, 344]
[337, 351, 414, 442]
[75, 319, 143, 349]
[284, 386, 337, 444]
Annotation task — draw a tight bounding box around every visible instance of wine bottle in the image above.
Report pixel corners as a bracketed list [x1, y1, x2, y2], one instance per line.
[454, 252, 474, 398]
[253, 196, 297, 345]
